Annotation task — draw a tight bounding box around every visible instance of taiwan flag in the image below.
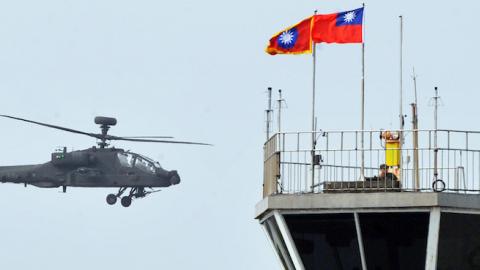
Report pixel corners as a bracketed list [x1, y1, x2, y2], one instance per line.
[312, 7, 363, 44]
[266, 17, 313, 55]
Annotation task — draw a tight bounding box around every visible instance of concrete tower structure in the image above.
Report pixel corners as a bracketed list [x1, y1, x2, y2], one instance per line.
[256, 129, 480, 269]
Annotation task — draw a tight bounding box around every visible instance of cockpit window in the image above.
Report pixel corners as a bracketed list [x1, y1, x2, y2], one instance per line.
[118, 152, 159, 174]
[117, 153, 134, 168]
[134, 157, 156, 174]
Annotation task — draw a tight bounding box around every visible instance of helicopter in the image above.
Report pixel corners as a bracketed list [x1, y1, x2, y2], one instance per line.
[0, 115, 210, 207]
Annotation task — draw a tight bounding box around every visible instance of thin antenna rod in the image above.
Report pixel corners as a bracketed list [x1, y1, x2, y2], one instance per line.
[433, 86, 439, 182]
[266, 87, 273, 141]
[413, 67, 418, 106]
[434, 87, 439, 137]
[277, 89, 282, 133]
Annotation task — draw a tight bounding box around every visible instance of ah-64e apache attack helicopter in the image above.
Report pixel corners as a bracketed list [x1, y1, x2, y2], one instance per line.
[0, 115, 210, 207]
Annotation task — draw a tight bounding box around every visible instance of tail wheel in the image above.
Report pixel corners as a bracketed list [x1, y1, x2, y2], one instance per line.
[106, 194, 117, 205]
[121, 196, 132, 207]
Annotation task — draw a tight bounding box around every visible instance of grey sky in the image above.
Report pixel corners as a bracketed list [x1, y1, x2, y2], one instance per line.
[0, 0, 478, 269]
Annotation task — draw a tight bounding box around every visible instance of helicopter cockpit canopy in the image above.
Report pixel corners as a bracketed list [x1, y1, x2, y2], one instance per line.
[117, 152, 160, 174]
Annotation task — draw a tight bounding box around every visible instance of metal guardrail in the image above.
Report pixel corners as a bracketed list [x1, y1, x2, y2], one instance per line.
[263, 129, 480, 196]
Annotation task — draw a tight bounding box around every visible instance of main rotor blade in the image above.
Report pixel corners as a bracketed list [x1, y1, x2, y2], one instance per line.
[121, 136, 174, 139]
[0, 115, 100, 139]
[0, 115, 211, 146]
[108, 136, 212, 146]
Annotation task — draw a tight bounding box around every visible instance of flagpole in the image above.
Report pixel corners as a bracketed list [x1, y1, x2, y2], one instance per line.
[310, 11, 317, 193]
[360, 3, 365, 181]
[399, 15, 404, 183]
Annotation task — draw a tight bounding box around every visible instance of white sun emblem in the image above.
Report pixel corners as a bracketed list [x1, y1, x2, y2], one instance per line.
[343, 11, 356, 23]
[279, 30, 294, 45]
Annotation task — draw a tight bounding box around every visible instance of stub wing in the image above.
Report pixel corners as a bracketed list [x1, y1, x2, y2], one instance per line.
[0, 164, 63, 187]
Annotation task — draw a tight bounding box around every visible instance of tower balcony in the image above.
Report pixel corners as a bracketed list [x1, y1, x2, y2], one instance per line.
[263, 129, 480, 196]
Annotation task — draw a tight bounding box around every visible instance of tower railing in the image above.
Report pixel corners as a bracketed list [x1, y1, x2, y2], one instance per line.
[263, 129, 480, 197]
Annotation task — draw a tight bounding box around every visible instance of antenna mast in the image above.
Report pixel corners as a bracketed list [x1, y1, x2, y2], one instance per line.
[277, 89, 283, 133]
[265, 87, 273, 141]
[433, 86, 440, 183]
[411, 68, 420, 190]
[413, 68, 418, 106]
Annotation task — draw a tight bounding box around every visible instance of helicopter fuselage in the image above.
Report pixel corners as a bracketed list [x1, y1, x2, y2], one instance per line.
[0, 114, 207, 206]
[0, 147, 180, 189]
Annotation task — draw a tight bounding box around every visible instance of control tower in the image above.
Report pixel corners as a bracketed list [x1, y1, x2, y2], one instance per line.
[256, 129, 480, 269]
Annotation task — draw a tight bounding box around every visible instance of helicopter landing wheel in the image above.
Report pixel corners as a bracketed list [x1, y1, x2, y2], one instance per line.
[106, 194, 117, 205]
[121, 196, 132, 207]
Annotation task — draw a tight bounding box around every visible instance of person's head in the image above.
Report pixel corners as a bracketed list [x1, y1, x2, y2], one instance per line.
[379, 164, 387, 177]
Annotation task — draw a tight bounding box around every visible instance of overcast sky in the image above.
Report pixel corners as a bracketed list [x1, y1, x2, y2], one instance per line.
[0, 0, 478, 269]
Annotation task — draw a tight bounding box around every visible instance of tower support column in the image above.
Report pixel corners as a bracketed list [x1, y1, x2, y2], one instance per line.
[425, 207, 441, 270]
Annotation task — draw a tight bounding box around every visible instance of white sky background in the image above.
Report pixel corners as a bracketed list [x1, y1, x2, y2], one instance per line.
[0, 0, 477, 269]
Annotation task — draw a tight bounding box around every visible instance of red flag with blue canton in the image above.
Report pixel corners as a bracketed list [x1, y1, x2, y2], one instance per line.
[312, 7, 363, 43]
[266, 17, 313, 55]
